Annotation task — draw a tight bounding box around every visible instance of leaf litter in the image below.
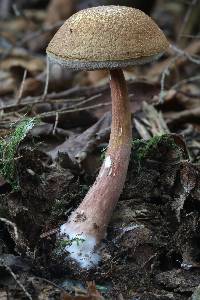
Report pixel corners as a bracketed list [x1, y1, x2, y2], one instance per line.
[0, 0, 200, 299]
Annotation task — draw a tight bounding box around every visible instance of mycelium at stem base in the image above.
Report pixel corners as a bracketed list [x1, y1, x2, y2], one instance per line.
[60, 69, 132, 269]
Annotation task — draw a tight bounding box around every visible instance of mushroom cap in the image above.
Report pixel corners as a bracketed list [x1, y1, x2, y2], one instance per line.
[47, 6, 169, 70]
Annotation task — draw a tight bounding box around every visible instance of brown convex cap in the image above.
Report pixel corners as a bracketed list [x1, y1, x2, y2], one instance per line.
[47, 6, 169, 70]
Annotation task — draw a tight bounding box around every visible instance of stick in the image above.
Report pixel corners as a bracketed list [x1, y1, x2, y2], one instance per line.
[0, 217, 19, 241]
[177, 0, 198, 42]
[0, 264, 32, 300]
[16, 69, 28, 104]
[41, 57, 50, 101]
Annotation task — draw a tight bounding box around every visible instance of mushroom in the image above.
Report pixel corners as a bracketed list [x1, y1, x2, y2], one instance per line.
[46, 6, 169, 269]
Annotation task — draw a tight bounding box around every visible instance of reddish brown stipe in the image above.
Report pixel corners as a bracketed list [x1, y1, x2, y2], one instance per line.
[64, 69, 132, 242]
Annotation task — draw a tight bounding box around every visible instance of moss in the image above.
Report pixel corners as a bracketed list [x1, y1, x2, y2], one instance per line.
[132, 134, 183, 169]
[55, 236, 85, 256]
[0, 117, 38, 189]
[51, 197, 68, 218]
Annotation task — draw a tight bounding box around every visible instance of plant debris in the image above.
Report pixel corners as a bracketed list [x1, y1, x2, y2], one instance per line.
[0, 0, 200, 299]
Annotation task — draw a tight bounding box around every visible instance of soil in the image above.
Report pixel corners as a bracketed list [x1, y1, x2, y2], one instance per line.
[1, 134, 200, 300]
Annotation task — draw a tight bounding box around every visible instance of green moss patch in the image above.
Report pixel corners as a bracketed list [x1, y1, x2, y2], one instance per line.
[0, 117, 38, 189]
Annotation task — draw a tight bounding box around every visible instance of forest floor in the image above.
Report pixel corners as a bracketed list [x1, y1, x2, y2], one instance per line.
[0, 0, 200, 299]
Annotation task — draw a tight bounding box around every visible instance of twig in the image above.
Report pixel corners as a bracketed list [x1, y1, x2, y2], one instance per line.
[67, 93, 102, 109]
[16, 69, 28, 105]
[177, 0, 198, 42]
[47, 86, 80, 99]
[12, 3, 21, 17]
[159, 44, 200, 103]
[180, 33, 200, 39]
[177, 90, 200, 98]
[171, 44, 200, 65]
[52, 112, 59, 135]
[166, 106, 200, 126]
[2, 264, 32, 300]
[171, 75, 200, 90]
[34, 276, 66, 293]
[0, 95, 84, 112]
[40, 228, 59, 238]
[159, 56, 177, 103]
[41, 57, 50, 101]
[143, 102, 169, 135]
[39, 101, 111, 119]
[0, 217, 19, 240]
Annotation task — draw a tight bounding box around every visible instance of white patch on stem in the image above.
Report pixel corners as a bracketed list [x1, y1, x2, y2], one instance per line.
[105, 156, 112, 168]
[99, 155, 112, 178]
[60, 224, 101, 269]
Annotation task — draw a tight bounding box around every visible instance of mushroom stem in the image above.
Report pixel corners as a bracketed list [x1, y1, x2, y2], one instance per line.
[109, 69, 132, 149]
[60, 69, 132, 268]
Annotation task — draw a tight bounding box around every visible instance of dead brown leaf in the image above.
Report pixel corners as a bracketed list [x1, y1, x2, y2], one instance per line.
[61, 282, 104, 300]
[147, 40, 200, 80]
[49, 112, 110, 164]
[28, 0, 75, 51]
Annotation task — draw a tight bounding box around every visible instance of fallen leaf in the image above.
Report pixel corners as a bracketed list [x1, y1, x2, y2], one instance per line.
[61, 281, 104, 300]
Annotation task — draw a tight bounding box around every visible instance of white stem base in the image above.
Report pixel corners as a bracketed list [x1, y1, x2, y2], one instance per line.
[60, 224, 101, 269]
